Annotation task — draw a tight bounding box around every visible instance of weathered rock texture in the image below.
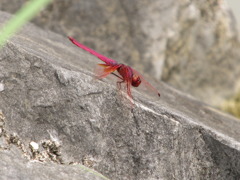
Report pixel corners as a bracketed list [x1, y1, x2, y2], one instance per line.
[1, 0, 240, 106]
[0, 148, 107, 180]
[1, 11, 240, 180]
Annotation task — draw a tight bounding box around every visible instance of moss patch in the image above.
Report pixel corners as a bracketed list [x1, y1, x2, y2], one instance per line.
[222, 91, 240, 119]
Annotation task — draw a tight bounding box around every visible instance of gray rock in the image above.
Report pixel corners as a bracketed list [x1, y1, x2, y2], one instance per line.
[0, 148, 108, 180]
[1, 0, 240, 105]
[1, 11, 240, 180]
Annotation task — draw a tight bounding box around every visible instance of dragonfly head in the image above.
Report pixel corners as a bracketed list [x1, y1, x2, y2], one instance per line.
[132, 75, 141, 87]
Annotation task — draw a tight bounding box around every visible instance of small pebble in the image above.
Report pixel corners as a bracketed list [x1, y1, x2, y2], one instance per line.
[30, 141, 39, 151]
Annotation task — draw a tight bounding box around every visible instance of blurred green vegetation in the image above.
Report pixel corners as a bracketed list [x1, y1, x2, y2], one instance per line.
[222, 91, 240, 119]
[0, 0, 52, 47]
[78, 165, 110, 180]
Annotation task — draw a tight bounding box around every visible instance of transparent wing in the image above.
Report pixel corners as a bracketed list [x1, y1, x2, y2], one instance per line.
[96, 64, 121, 79]
[132, 68, 160, 97]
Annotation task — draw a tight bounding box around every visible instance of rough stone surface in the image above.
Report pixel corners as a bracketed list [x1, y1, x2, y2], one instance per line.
[0, 149, 107, 180]
[1, 0, 240, 105]
[1, 11, 240, 180]
[0, 110, 108, 179]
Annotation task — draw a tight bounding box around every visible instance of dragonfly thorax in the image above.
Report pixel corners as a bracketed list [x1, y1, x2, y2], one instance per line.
[117, 64, 141, 87]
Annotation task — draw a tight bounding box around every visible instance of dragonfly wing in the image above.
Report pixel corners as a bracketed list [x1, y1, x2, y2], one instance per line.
[97, 64, 121, 79]
[69, 37, 117, 65]
[124, 78, 134, 106]
[118, 66, 133, 99]
[126, 78, 133, 99]
[132, 69, 160, 97]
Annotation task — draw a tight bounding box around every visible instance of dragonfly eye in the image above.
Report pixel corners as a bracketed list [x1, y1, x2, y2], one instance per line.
[132, 75, 141, 87]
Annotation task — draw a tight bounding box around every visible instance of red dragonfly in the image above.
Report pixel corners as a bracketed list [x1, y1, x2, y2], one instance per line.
[68, 37, 160, 103]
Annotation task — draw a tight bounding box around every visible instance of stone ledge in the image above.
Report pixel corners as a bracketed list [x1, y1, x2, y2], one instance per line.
[1, 11, 240, 180]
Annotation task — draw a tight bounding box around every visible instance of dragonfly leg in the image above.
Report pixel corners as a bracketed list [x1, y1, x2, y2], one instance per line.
[117, 80, 124, 90]
[111, 73, 123, 80]
[112, 72, 124, 90]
